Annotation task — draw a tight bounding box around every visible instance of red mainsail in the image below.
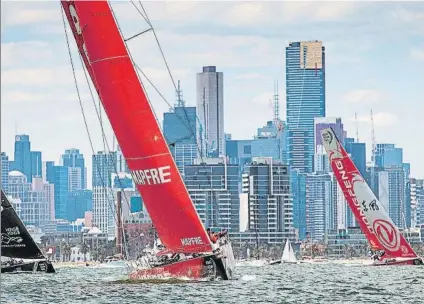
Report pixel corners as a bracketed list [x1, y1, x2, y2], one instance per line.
[61, 0, 212, 254]
[321, 128, 417, 258]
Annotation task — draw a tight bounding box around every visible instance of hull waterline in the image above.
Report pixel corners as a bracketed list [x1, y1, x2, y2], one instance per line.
[1, 260, 55, 273]
[371, 257, 423, 267]
[129, 254, 232, 281]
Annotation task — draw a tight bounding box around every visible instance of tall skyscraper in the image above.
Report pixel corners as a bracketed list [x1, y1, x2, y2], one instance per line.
[375, 144, 403, 168]
[92, 151, 117, 187]
[163, 105, 197, 176]
[196, 66, 224, 157]
[116, 144, 129, 173]
[46, 165, 69, 220]
[13, 134, 32, 182]
[313, 117, 344, 172]
[185, 157, 240, 232]
[30, 151, 42, 178]
[61, 148, 87, 190]
[1, 152, 9, 193]
[242, 157, 293, 243]
[344, 138, 366, 177]
[286, 41, 326, 173]
[305, 173, 333, 241]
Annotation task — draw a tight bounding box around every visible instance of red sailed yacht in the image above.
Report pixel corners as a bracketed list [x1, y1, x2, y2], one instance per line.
[61, 0, 235, 280]
[320, 128, 422, 266]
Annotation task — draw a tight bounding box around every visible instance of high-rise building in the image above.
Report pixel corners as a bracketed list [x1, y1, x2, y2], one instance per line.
[163, 106, 197, 176]
[286, 41, 326, 173]
[13, 134, 32, 182]
[92, 151, 117, 187]
[291, 169, 307, 240]
[46, 165, 69, 220]
[251, 120, 287, 164]
[377, 166, 406, 228]
[196, 66, 224, 157]
[184, 157, 239, 232]
[344, 138, 367, 177]
[67, 190, 93, 222]
[1, 152, 9, 193]
[242, 157, 294, 243]
[30, 151, 42, 178]
[92, 186, 115, 240]
[116, 144, 129, 173]
[7, 172, 52, 227]
[414, 179, 424, 226]
[313, 117, 344, 173]
[305, 173, 333, 241]
[314, 117, 345, 152]
[61, 148, 86, 190]
[375, 144, 403, 168]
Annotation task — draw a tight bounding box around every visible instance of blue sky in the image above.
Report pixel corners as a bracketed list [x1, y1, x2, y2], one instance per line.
[1, 1, 424, 184]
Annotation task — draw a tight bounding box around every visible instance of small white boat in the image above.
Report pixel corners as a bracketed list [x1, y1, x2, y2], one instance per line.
[270, 239, 299, 265]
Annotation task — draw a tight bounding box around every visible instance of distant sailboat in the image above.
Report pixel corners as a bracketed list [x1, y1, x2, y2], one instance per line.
[281, 239, 298, 264]
[270, 239, 298, 265]
[1, 190, 55, 273]
[320, 127, 423, 266]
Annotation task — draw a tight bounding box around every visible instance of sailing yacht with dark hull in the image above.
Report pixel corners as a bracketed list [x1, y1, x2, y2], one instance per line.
[1, 190, 55, 274]
[320, 128, 423, 266]
[61, 0, 235, 280]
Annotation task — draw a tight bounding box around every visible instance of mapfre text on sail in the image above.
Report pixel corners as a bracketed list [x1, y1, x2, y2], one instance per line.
[131, 166, 172, 185]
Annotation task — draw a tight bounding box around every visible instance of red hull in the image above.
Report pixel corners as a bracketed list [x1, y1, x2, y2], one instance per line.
[372, 258, 423, 267]
[129, 256, 217, 280]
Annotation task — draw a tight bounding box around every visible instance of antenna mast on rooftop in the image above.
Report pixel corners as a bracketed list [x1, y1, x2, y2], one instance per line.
[273, 80, 280, 125]
[175, 80, 185, 107]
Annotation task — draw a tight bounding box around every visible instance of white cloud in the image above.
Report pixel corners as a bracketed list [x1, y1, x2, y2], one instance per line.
[342, 89, 389, 104]
[354, 112, 399, 127]
[410, 47, 424, 62]
[234, 73, 270, 81]
[1, 2, 60, 27]
[1, 66, 83, 87]
[2, 1, 424, 180]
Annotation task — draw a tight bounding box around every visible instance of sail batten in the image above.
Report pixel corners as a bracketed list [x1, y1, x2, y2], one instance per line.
[61, 1, 212, 254]
[320, 128, 417, 259]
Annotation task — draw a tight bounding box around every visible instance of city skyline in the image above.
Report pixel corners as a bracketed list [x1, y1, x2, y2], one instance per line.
[2, 1, 424, 181]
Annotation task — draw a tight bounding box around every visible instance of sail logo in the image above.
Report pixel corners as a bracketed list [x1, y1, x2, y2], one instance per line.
[131, 166, 171, 185]
[68, 4, 90, 61]
[181, 237, 204, 247]
[373, 219, 400, 251]
[6, 226, 20, 236]
[2, 226, 24, 246]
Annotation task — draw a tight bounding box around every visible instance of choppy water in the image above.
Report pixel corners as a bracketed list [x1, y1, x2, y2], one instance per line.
[1, 262, 423, 304]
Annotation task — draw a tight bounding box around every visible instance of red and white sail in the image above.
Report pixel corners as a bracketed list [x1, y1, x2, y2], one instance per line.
[320, 128, 417, 259]
[61, 0, 212, 254]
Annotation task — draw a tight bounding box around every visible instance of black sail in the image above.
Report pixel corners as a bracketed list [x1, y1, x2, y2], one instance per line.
[1, 190, 45, 259]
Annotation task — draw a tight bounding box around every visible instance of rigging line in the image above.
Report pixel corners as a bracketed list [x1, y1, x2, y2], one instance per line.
[109, 2, 213, 253]
[109, 2, 163, 140]
[126, 2, 213, 177]
[61, 5, 126, 255]
[131, 0, 205, 155]
[134, 63, 205, 163]
[116, 2, 219, 237]
[128, 1, 205, 158]
[137, 1, 178, 92]
[61, 9, 118, 235]
[77, 49, 135, 261]
[78, 50, 133, 215]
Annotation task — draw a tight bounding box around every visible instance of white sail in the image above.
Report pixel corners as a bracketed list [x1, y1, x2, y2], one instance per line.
[281, 239, 297, 263]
